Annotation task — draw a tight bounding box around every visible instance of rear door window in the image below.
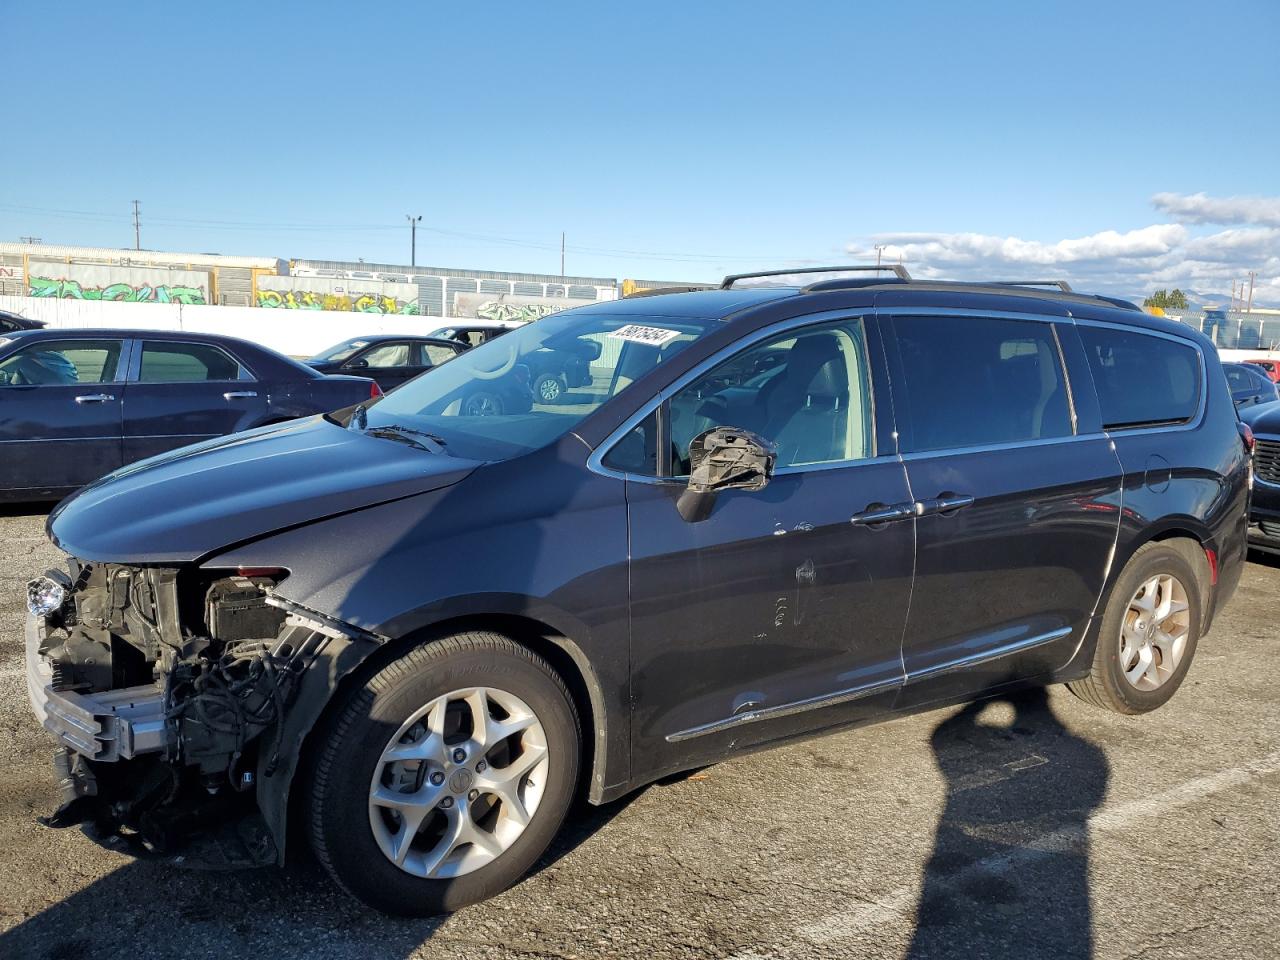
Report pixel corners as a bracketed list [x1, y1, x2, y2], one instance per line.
[1078, 326, 1200, 429]
[890, 315, 1073, 453]
[360, 342, 413, 368]
[422, 343, 460, 366]
[138, 342, 247, 383]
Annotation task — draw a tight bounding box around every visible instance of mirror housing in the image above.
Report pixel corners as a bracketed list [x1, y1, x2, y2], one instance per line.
[344, 358, 369, 370]
[676, 427, 776, 522]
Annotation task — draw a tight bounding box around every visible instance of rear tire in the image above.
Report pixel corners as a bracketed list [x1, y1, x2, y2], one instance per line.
[309, 632, 580, 916]
[1067, 541, 1203, 714]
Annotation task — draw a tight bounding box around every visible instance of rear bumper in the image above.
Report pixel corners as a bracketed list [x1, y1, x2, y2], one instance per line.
[25, 614, 169, 761]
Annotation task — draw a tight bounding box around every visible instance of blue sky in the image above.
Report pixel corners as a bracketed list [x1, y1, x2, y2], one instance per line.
[4, 0, 1278, 300]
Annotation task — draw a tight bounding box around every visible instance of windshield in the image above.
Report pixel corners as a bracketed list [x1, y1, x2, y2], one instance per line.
[353, 311, 717, 460]
[312, 338, 370, 362]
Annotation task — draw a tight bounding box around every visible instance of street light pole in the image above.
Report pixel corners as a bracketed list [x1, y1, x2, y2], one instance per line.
[406, 214, 422, 267]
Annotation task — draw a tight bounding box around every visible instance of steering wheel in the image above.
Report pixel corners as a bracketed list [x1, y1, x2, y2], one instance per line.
[470, 340, 518, 380]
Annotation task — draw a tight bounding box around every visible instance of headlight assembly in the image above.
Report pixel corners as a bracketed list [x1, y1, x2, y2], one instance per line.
[26, 572, 70, 617]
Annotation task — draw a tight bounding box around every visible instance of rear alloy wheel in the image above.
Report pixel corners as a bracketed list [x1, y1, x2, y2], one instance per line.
[310, 633, 580, 915]
[1067, 541, 1203, 714]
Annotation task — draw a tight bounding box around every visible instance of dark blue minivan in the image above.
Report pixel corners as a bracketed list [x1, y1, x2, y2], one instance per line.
[24, 268, 1249, 915]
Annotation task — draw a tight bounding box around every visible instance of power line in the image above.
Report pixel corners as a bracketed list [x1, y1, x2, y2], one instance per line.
[0, 201, 822, 265]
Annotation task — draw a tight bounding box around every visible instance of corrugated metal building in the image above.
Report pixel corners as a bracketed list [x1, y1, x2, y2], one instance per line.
[290, 259, 618, 317]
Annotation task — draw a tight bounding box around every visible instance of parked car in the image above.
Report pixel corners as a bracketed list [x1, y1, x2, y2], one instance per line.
[0, 328, 381, 501]
[1244, 357, 1280, 383]
[24, 269, 1248, 917]
[305, 335, 466, 392]
[0, 308, 45, 333]
[424, 319, 525, 348]
[1222, 361, 1280, 409]
[1238, 399, 1280, 552]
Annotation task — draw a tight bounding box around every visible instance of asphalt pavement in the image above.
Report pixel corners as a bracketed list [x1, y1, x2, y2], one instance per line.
[1, 504, 1276, 960]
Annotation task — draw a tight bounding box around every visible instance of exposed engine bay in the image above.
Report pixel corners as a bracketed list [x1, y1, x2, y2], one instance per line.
[30, 559, 333, 862]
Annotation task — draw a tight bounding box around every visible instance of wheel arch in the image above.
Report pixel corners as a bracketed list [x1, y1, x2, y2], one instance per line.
[1112, 519, 1215, 628]
[1062, 520, 1215, 682]
[273, 610, 615, 866]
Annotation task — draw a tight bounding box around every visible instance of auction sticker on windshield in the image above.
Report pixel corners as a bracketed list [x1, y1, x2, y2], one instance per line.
[609, 324, 682, 347]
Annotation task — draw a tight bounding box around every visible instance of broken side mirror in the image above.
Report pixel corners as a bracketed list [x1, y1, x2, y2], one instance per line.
[677, 426, 776, 523]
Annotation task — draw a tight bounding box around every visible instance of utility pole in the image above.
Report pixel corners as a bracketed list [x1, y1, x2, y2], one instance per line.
[1248, 271, 1256, 313]
[874, 243, 886, 268]
[406, 214, 422, 267]
[560, 232, 565, 279]
[132, 200, 141, 250]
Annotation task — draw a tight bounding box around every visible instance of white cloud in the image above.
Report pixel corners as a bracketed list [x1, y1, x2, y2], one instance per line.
[1152, 192, 1280, 228]
[847, 219, 1280, 307]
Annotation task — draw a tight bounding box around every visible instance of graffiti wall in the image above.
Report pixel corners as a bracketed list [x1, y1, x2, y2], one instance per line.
[26, 261, 211, 304]
[453, 292, 574, 322]
[255, 275, 420, 314]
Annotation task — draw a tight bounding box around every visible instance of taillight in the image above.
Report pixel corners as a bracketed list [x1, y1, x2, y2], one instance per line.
[370, 381, 383, 399]
[1204, 548, 1219, 586]
[1239, 421, 1255, 454]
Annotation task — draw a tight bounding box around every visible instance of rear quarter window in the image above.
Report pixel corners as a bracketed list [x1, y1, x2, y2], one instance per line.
[1078, 326, 1201, 429]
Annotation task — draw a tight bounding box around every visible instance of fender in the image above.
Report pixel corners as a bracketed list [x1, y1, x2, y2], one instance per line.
[253, 592, 625, 864]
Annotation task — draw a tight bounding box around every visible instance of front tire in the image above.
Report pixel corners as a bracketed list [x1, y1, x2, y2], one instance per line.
[309, 632, 581, 915]
[1067, 541, 1203, 714]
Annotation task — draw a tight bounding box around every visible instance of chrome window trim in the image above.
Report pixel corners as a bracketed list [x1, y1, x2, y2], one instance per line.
[665, 625, 1072, 743]
[1071, 317, 1208, 436]
[587, 308, 878, 483]
[898, 431, 1107, 462]
[874, 305, 1065, 324]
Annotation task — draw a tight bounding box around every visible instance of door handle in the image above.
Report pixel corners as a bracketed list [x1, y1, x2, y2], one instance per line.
[223, 391, 258, 400]
[74, 394, 115, 404]
[916, 493, 975, 517]
[850, 502, 914, 526]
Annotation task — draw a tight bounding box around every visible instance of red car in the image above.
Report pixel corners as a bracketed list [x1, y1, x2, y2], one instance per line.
[1245, 358, 1280, 382]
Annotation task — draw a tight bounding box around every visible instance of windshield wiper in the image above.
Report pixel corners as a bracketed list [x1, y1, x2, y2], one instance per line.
[365, 424, 448, 454]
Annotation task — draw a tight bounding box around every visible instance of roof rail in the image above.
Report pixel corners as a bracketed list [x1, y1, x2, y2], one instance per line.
[990, 280, 1075, 293]
[721, 264, 911, 289]
[622, 285, 711, 298]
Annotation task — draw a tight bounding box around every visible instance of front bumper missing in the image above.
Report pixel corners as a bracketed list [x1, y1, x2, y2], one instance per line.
[25, 614, 169, 761]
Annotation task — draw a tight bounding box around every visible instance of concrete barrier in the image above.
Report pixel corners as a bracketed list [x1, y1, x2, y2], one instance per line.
[0, 295, 448, 357]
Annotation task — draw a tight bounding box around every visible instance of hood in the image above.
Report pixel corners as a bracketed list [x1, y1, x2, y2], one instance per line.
[49, 417, 479, 564]
[1239, 399, 1280, 434]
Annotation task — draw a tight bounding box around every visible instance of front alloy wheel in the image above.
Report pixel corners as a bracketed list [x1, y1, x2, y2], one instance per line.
[310, 632, 580, 915]
[369, 686, 549, 878]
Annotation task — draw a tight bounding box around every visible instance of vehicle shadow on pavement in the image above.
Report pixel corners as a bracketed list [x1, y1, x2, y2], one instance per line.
[0, 793, 636, 960]
[906, 686, 1108, 960]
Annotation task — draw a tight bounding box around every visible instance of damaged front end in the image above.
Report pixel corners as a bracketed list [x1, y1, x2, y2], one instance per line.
[25, 559, 336, 863]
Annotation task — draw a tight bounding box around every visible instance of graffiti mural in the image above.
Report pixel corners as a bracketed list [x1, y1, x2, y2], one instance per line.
[29, 276, 207, 304]
[254, 275, 421, 314]
[453, 291, 575, 322]
[23, 261, 212, 305]
[474, 300, 563, 322]
[255, 289, 419, 314]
